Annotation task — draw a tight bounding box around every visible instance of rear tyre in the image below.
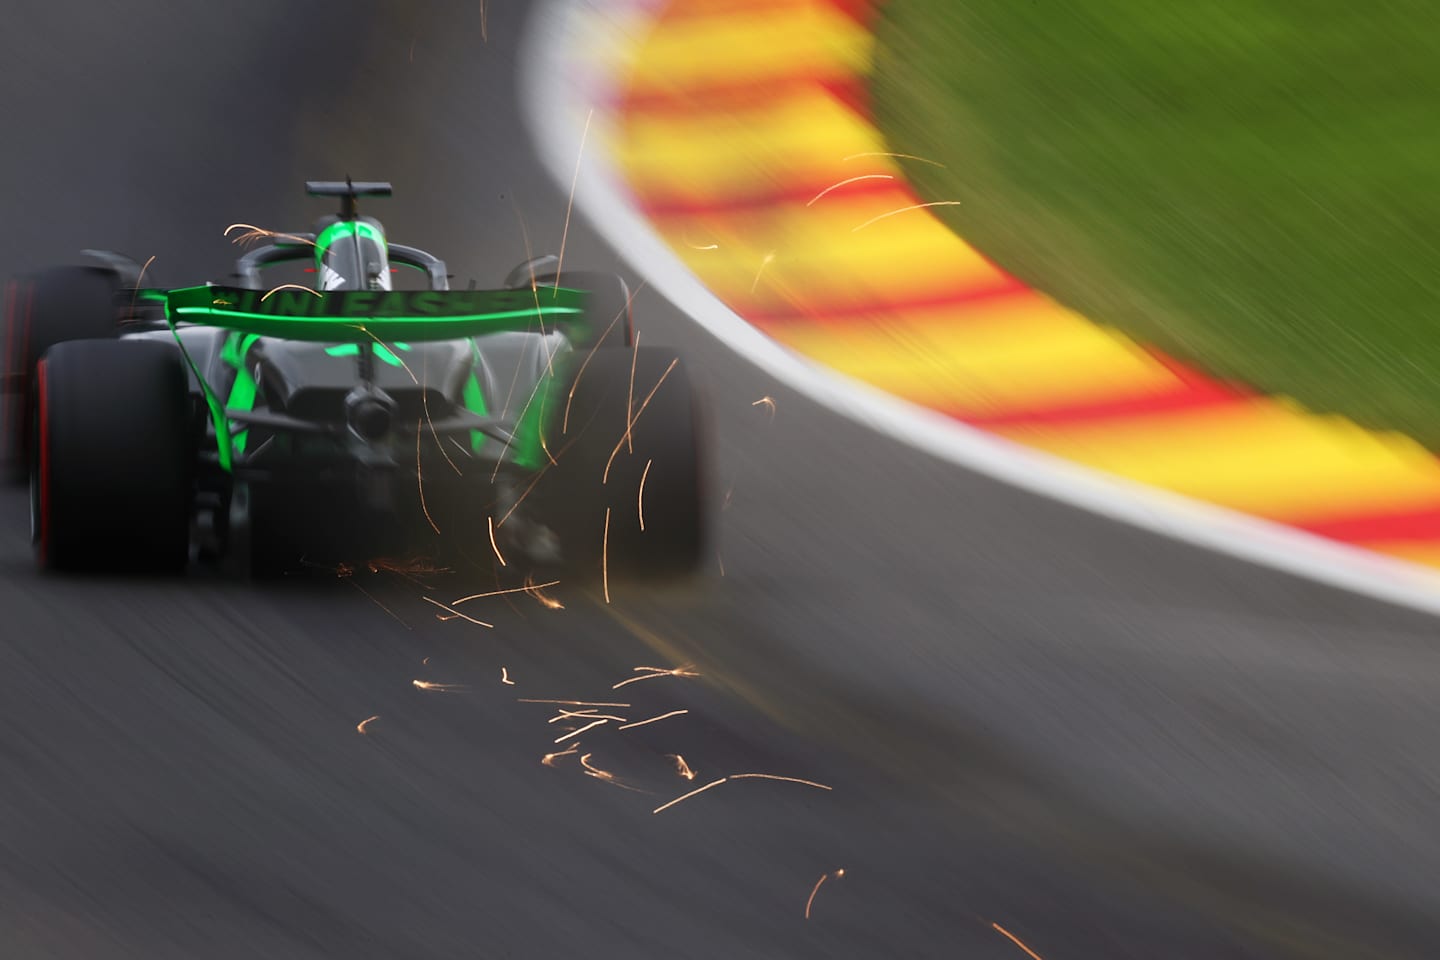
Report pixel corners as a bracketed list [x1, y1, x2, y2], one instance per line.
[543, 346, 707, 581]
[3, 267, 119, 482]
[33, 339, 191, 572]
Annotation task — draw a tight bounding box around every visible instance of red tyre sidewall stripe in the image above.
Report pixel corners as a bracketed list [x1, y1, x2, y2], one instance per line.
[21, 282, 34, 390]
[36, 357, 50, 566]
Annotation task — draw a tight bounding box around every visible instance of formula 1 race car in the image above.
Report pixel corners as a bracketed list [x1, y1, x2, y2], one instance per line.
[1, 180, 707, 577]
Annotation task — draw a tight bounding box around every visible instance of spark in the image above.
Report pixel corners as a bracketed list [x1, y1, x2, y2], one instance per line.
[667, 754, 697, 780]
[487, 342, 560, 482]
[487, 516, 507, 567]
[413, 679, 469, 692]
[127, 255, 157, 319]
[495, 462, 553, 529]
[377, 346, 454, 539]
[579, 753, 609, 778]
[684, 237, 719, 251]
[751, 395, 776, 418]
[652, 777, 729, 814]
[480, 0, 488, 42]
[518, 699, 632, 707]
[992, 923, 1045, 960]
[651, 772, 832, 814]
[807, 173, 894, 206]
[623, 331, 640, 455]
[554, 718, 609, 743]
[347, 327, 419, 383]
[408, 37, 415, 61]
[501, 667, 516, 685]
[579, 753, 647, 792]
[547, 708, 628, 724]
[369, 556, 449, 576]
[805, 874, 826, 919]
[728, 773, 832, 791]
[490, 271, 533, 440]
[552, 107, 593, 295]
[842, 150, 946, 167]
[717, 552, 725, 576]
[224, 223, 315, 247]
[509, 199, 556, 381]
[561, 342, 598, 436]
[542, 743, 580, 766]
[560, 281, 645, 434]
[415, 418, 442, 535]
[366, 557, 421, 575]
[356, 715, 380, 735]
[421, 597, 494, 628]
[750, 250, 777, 293]
[349, 580, 409, 628]
[224, 224, 268, 247]
[421, 351, 462, 476]
[851, 201, 963, 233]
[422, 657, 431, 665]
[452, 580, 559, 605]
[804, 869, 847, 919]
[602, 358, 678, 483]
[722, 484, 734, 510]
[637, 458, 652, 531]
[601, 506, 611, 604]
[260, 282, 322, 301]
[538, 421, 559, 466]
[525, 576, 565, 610]
[612, 664, 700, 690]
[369, 555, 449, 588]
[618, 709, 687, 731]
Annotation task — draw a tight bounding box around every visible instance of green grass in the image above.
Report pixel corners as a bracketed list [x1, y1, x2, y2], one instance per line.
[872, 0, 1440, 446]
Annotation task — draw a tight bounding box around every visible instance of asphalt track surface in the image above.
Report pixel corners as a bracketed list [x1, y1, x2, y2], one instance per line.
[3, 2, 1440, 957]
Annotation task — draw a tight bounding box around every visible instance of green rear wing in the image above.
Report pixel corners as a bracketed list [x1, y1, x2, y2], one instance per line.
[164, 285, 586, 341]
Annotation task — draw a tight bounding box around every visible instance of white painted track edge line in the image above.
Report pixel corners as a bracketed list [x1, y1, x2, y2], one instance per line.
[518, 0, 1440, 617]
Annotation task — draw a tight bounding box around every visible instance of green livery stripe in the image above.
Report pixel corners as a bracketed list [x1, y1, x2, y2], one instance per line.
[463, 341, 489, 453]
[165, 285, 586, 342]
[324, 341, 411, 366]
[315, 219, 384, 254]
[508, 361, 564, 471]
[165, 316, 232, 472]
[222, 333, 261, 454]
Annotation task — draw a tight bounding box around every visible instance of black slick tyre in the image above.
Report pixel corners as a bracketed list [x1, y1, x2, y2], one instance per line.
[544, 346, 706, 580]
[3, 267, 119, 481]
[33, 339, 191, 572]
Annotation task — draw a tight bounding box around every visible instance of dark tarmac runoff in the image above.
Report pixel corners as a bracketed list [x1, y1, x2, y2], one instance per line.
[2, 2, 1440, 957]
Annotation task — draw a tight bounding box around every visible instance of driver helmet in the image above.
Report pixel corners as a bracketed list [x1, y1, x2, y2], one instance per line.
[313, 215, 392, 291]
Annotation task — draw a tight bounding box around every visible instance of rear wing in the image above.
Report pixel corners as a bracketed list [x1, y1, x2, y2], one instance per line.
[164, 284, 586, 342]
[306, 180, 392, 199]
[307, 179, 392, 219]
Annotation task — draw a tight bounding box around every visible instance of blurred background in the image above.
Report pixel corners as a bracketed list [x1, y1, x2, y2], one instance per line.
[2, 1, 1439, 957]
